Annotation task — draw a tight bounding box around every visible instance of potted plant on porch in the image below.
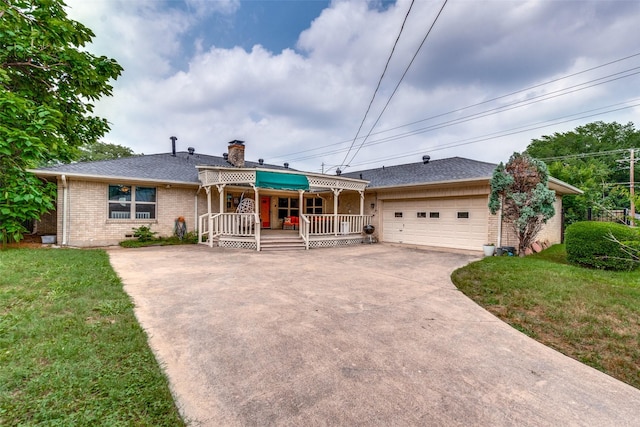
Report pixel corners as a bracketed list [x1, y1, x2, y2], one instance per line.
[483, 243, 495, 257]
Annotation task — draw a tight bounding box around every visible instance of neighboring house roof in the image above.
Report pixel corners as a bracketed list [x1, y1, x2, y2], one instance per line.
[343, 157, 498, 188]
[32, 152, 288, 184]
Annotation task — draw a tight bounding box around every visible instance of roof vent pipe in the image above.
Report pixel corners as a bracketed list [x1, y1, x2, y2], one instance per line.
[258, 158, 264, 165]
[223, 153, 228, 160]
[422, 155, 430, 164]
[170, 136, 177, 157]
[284, 162, 289, 169]
[188, 147, 195, 155]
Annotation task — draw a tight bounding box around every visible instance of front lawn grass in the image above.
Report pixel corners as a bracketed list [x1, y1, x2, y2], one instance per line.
[0, 248, 184, 426]
[452, 244, 640, 389]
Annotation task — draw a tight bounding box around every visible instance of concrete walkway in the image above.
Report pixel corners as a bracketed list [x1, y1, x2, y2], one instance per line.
[108, 244, 640, 426]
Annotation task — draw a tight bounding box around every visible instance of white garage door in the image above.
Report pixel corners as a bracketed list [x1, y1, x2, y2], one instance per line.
[382, 197, 488, 250]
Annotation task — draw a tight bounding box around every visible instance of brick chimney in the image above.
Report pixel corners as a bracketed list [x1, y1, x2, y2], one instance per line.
[227, 140, 245, 167]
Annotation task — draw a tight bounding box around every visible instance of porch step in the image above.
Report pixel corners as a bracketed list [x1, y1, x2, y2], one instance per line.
[260, 235, 306, 251]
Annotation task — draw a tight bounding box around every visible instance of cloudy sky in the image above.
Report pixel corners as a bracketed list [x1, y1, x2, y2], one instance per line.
[65, 0, 640, 173]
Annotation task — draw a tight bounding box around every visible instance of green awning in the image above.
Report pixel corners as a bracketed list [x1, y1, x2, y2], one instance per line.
[255, 171, 309, 190]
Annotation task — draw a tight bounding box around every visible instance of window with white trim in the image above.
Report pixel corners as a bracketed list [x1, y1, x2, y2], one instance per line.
[277, 197, 299, 220]
[108, 185, 156, 219]
[305, 197, 323, 214]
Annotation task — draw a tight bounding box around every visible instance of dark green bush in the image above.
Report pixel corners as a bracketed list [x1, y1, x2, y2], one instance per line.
[565, 221, 639, 270]
[621, 240, 640, 263]
[132, 224, 158, 242]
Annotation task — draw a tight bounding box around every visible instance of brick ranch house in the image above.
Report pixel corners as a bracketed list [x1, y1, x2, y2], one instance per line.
[31, 140, 581, 252]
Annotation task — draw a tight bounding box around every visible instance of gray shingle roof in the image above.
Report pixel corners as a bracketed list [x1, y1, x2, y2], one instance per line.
[343, 157, 498, 188]
[34, 152, 289, 183]
[34, 152, 498, 188]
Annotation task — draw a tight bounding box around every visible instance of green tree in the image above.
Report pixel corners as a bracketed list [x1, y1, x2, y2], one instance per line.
[0, 0, 122, 243]
[526, 121, 640, 225]
[76, 141, 135, 162]
[489, 152, 556, 256]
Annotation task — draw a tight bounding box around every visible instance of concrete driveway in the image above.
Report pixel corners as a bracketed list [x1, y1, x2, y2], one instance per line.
[108, 244, 640, 426]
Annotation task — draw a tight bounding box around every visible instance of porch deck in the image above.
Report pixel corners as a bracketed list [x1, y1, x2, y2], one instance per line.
[199, 214, 373, 251]
[215, 229, 367, 251]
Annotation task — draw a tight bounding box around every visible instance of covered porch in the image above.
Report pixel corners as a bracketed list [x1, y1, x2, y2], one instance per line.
[196, 167, 372, 251]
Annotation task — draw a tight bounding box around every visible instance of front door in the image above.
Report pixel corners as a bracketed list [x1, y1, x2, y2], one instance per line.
[260, 196, 271, 228]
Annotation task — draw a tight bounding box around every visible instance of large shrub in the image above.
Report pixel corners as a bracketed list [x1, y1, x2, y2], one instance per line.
[565, 222, 639, 270]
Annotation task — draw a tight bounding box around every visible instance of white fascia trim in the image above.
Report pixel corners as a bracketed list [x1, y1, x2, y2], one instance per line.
[28, 170, 198, 187]
[548, 177, 584, 195]
[368, 177, 491, 191]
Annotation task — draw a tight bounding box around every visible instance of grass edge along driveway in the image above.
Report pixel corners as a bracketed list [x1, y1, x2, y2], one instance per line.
[0, 248, 184, 426]
[452, 244, 640, 390]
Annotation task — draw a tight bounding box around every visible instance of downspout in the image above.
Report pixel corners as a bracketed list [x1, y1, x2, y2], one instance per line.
[195, 187, 201, 235]
[61, 175, 68, 246]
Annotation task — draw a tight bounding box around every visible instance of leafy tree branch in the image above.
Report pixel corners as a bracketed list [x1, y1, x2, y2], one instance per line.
[0, 0, 122, 243]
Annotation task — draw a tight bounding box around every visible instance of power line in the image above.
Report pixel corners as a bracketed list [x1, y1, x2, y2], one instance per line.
[337, 0, 416, 172]
[286, 67, 640, 164]
[344, 0, 449, 170]
[272, 51, 640, 163]
[539, 148, 632, 161]
[336, 100, 640, 170]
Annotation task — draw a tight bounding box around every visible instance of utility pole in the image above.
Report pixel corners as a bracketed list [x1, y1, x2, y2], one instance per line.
[617, 149, 638, 226]
[631, 149, 635, 226]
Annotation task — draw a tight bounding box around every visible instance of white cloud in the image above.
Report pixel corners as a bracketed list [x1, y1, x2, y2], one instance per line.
[64, 0, 640, 172]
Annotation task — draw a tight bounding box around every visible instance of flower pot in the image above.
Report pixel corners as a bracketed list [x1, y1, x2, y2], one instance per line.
[483, 245, 495, 257]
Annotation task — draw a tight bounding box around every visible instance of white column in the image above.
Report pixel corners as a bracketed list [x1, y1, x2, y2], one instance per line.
[332, 188, 342, 236]
[253, 185, 260, 251]
[206, 186, 212, 215]
[216, 184, 226, 214]
[298, 189, 305, 236]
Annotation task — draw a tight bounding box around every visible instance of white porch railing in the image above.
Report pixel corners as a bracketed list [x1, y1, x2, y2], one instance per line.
[198, 213, 210, 245]
[216, 213, 257, 236]
[199, 213, 372, 249]
[299, 214, 310, 250]
[307, 214, 372, 236]
[198, 213, 259, 246]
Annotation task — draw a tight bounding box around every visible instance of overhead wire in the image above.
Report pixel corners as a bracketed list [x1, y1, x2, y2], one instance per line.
[539, 149, 632, 161]
[272, 51, 640, 163]
[336, 0, 416, 172]
[340, 100, 640, 170]
[287, 68, 640, 164]
[344, 0, 449, 170]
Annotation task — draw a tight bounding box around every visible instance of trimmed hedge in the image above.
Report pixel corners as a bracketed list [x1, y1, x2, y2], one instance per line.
[565, 221, 639, 271]
[622, 240, 640, 262]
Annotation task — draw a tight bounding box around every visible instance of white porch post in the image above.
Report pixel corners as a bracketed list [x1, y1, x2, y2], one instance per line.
[332, 188, 342, 236]
[298, 189, 304, 236]
[253, 185, 260, 251]
[359, 190, 364, 215]
[216, 184, 226, 214]
[214, 184, 226, 248]
[204, 186, 213, 247]
[206, 186, 212, 214]
[298, 190, 304, 213]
